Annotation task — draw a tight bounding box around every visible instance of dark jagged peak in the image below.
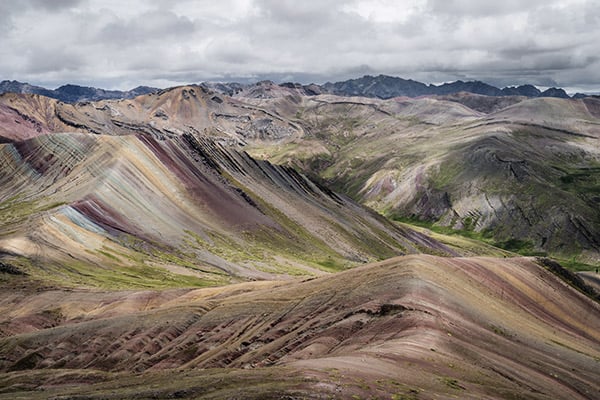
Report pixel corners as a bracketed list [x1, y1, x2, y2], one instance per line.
[1, 80, 33, 92]
[435, 80, 503, 96]
[500, 84, 542, 97]
[128, 86, 157, 96]
[540, 87, 570, 98]
[573, 93, 589, 99]
[54, 84, 159, 103]
[54, 84, 113, 102]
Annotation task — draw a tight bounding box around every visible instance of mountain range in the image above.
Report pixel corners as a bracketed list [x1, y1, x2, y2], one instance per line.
[0, 80, 157, 103]
[2, 74, 594, 104]
[1, 81, 599, 399]
[206, 74, 584, 100]
[322, 75, 574, 99]
[230, 81, 600, 267]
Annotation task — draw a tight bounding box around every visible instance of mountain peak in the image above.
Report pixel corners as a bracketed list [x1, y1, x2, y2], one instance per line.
[540, 87, 570, 98]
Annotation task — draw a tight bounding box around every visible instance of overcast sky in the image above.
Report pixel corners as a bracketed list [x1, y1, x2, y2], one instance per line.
[1, 0, 599, 93]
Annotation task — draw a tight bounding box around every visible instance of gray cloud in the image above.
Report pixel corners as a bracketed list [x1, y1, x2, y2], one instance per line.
[25, 0, 84, 11]
[427, 0, 548, 17]
[0, 0, 598, 93]
[25, 47, 85, 74]
[97, 10, 196, 45]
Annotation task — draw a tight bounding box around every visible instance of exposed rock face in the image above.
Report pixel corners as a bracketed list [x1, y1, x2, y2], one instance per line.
[434, 79, 503, 96]
[501, 84, 541, 97]
[322, 74, 432, 98]
[0, 80, 55, 98]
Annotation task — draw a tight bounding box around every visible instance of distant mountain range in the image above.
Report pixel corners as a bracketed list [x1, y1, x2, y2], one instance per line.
[320, 75, 574, 99]
[1, 75, 596, 103]
[0, 80, 157, 103]
[205, 75, 596, 100]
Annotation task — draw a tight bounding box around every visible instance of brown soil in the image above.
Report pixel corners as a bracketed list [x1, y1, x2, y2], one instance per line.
[1, 255, 598, 399]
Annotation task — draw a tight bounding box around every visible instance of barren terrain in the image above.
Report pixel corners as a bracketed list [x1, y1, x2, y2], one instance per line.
[1, 255, 598, 399]
[1, 85, 599, 399]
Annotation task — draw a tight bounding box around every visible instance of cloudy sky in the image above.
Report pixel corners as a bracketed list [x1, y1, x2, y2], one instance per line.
[1, 0, 599, 92]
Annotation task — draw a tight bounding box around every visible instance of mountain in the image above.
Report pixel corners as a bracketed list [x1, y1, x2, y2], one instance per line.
[1, 75, 583, 105]
[501, 84, 542, 97]
[0, 80, 157, 103]
[201, 75, 581, 101]
[240, 92, 600, 266]
[435, 79, 503, 96]
[321, 75, 431, 98]
[540, 87, 570, 98]
[0, 80, 58, 100]
[318, 75, 572, 99]
[51, 83, 158, 103]
[1, 87, 599, 399]
[0, 89, 454, 289]
[2, 255, 598, 399]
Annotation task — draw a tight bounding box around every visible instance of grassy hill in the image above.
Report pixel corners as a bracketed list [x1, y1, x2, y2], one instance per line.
[243, 93, 600, 266]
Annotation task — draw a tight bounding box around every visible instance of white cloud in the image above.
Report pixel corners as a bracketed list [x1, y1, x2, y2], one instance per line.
[343, 0, 426, 23]
[0, 0, 598, 92]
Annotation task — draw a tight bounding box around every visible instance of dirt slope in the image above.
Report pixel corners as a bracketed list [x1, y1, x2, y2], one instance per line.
[4, 88, 599, 262]
[242, 94, 600, 264]
[0, 128, 451, 288]
[0, 255, 598, 399]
